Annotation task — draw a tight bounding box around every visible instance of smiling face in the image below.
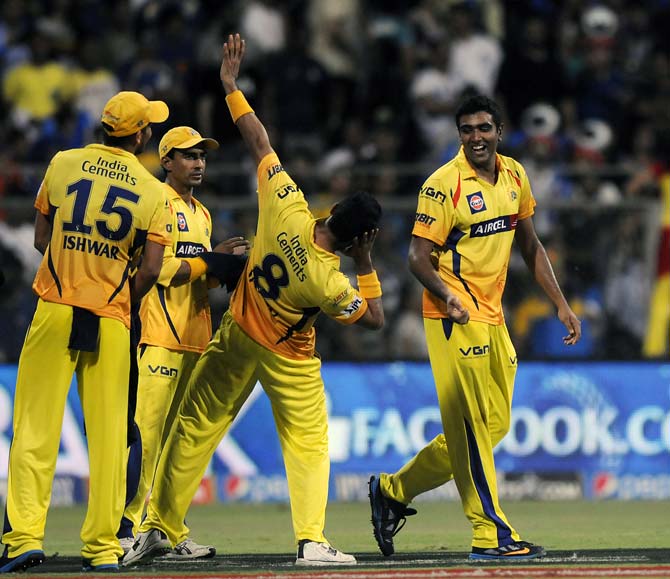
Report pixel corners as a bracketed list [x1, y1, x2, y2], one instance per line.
[458, 111, 501, 172]
[164, 147, 208, 191]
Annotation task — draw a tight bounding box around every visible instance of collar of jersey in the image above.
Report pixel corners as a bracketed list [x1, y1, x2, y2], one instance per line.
[86, 143, 138, 161]
[455, 146, 503, 180]
[164, 182, 202, 210]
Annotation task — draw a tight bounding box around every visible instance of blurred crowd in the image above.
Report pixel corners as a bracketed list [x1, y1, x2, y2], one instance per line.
[0, 0, 669, 362]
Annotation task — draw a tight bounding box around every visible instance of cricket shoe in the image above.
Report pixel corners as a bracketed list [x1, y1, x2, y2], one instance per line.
[368, 474, 417, 556]
[81, 558, 119, 572]
[295, 541, 356, 566]
[0, 549, 45, 573]
[469, 541, 546, 561]
[122, 529, 171, 566]
[118, 537, 135, 556]
[164, 538, 216, 559]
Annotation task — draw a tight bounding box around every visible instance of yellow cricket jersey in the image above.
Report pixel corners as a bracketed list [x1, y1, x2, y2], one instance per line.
[412, 147, 536, 325]
[230, 152, 367, 360]
[3, 62, 73, 120]
[33, 144, 172, 328]
[139, 184, 213, 352]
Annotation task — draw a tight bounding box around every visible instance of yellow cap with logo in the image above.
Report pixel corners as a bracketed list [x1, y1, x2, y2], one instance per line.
[101, 91, 169, 137]
[158, 126, 220, 157]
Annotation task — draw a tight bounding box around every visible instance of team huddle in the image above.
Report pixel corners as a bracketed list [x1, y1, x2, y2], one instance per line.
[0, 34, 580, 573]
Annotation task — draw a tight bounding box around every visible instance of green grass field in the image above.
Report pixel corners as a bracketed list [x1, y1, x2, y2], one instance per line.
[41, 499, 669, 556]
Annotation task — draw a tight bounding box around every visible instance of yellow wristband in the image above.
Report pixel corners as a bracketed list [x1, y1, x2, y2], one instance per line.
[357, 271, 382, 299]
[183, 257, 208, 282]
[225, 90, 254, 123]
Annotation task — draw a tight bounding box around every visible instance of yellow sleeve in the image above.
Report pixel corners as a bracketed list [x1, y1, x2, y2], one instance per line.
[146, 189, 172, 247]
[34, 155, 59, 214]
[411, 177, 453, 245]
[320, 271, 368, 325]
[517, 162, 537, 220]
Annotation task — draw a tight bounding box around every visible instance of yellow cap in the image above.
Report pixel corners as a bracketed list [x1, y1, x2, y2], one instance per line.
[101, 91, 169, 137]
[158, 126, 220, 157]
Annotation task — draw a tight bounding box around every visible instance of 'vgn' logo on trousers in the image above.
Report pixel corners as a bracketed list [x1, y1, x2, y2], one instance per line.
[148, 365, 178, 377]
[459, 345, 490, 356]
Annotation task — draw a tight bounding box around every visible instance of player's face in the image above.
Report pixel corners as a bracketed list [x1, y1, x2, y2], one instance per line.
[458, 111, 501, 170]
[171, 148, 208, 188]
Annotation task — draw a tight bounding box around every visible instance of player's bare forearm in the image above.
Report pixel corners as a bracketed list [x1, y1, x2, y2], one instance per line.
[516, 219, 581, 343]
[131, 240, 165, 303]
[220, 33, 273, 166]
[408, 235, 469, 323]
[358, 296, 384, 330]
[34, 211, 52, 254]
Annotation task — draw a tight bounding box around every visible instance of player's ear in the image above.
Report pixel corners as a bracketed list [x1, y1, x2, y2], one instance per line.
[161, 156, 172, 172]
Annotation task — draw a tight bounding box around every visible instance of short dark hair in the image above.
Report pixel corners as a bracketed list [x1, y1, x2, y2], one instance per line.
[101, 123, 140, 148]
[454, 95, 503, 129]
[328, 191, 382, 246]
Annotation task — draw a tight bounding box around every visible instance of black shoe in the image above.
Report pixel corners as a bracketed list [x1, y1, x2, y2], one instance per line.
[470, 541, 546, 561]
[368, 475, 417, 556]
[0, 549, 45, 573]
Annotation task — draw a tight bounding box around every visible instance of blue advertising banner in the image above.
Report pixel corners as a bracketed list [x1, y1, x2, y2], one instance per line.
[2, 362, 669, 503]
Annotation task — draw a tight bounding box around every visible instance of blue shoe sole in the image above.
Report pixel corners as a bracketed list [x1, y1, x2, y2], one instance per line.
[0, 550, 45, 573]
[82, 561, 120, 572]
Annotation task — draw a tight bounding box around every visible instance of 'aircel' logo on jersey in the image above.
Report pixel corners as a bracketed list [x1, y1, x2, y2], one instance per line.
[467, 192, 486, 213]
[176, 241, 207, 257]
[470, 214, 518, 237]
[177, 212, 189, 231]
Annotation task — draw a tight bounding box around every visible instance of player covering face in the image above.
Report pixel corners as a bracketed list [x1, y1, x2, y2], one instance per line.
[122, 34, 384, 568]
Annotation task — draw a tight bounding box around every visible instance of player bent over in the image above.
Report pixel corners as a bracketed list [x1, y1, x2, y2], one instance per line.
[123, 34, 383, 568]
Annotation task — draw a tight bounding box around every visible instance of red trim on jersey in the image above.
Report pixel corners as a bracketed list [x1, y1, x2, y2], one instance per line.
[453, 174, 462, 208]
[507, 168, 522, 189]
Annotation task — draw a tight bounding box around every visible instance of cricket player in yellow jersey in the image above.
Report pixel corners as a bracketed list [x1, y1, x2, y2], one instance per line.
[117, 126, 249, 558]
[368, 95, 582, 561]
[1, 91, 171, 574]
[124, 34, 384, 568]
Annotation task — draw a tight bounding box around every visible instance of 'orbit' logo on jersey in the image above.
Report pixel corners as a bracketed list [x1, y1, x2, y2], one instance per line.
[176, 212, 189, 231]
[466, 192, 486, 213]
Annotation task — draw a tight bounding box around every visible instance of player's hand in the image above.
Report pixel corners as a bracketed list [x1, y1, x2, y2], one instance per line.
[341, 228, 379, 260]
[220, 33, 245, 91]
[558, 305, 581, 345]
[446, 294, 469, 324]
[213, 236, 251, 256]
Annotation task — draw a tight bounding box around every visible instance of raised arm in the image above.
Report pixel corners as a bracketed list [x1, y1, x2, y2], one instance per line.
[220, 34, 273, 166]
[515, 216, 581, 345]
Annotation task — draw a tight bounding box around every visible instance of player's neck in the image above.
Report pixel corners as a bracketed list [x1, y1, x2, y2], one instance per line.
[474, 163, 497, 185]
[314, 219, 335, 253]
[166, 179, 195, 209]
